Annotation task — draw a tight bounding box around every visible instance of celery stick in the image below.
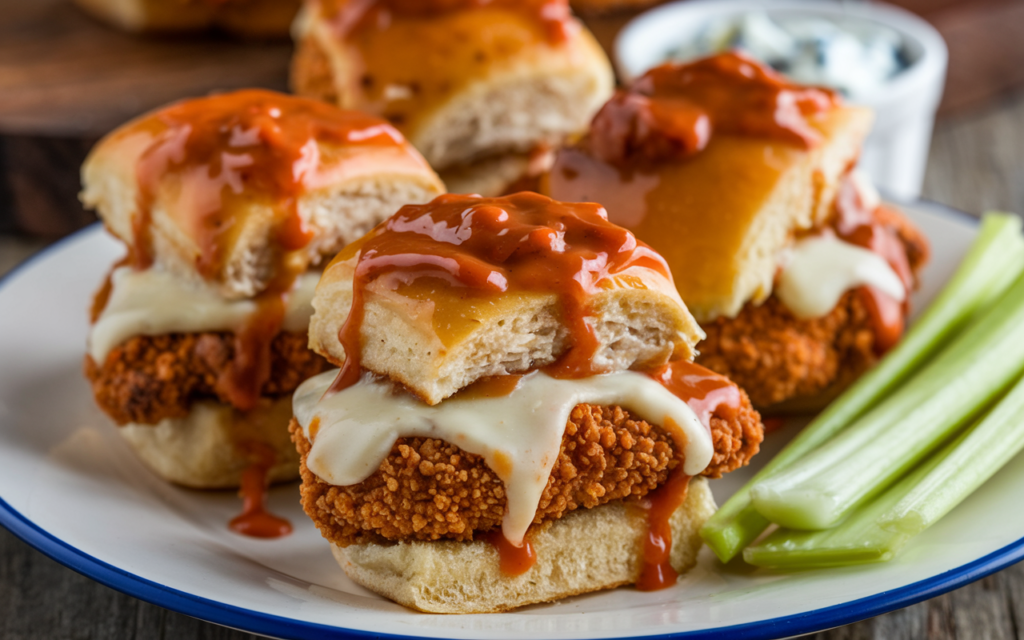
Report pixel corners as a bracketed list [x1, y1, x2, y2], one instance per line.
[743, 429, 969, 568]
[701, 214, 1024, 561]
[750, 267, 1024, 530]
[880, 371, 1024, 535]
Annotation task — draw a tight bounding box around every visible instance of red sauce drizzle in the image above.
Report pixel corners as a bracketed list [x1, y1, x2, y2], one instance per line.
[229, 442, 293, 539]
[325, 192, 672, 395]
[481, 529, 537, 576]
[324, 0, 575, 43]
[832, 173, 913, 354]
[220, 285, 288, 412]
[638, 360, 743, 590]
[587, 51, 838, 167]
[130, 89, 404, 276]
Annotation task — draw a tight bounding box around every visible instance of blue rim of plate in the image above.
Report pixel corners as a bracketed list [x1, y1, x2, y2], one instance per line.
[0, 202, 1018, 640]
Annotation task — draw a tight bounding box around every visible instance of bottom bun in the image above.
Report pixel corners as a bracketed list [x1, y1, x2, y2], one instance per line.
[332, 476, 716, 613]
[118, 397, 299, 489]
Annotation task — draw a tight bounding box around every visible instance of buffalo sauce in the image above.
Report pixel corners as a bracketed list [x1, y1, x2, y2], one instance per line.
[127, 89, 403, 276]
[638, 361, 743, 590]
[832, 174, 913, 354]
[230, 442, 293, 539]
[325, 192, 672, 395]
[588, 52, 837, 167]
[481, 528, 537, 576]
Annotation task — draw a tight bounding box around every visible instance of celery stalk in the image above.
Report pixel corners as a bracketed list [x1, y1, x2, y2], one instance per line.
[743, 429, 970, 568]
[749, 267, 1024, 530]
[880, 371, 1024, 535]
[701, 214, 1024, 561]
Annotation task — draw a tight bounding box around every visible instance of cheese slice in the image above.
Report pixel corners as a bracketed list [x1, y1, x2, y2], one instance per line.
[89, 267, 320, 362]
[776, 235, 905, 319]
[293, 369, 714, 546]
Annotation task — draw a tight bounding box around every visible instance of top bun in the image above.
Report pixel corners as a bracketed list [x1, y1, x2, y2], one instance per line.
[308, 192, 704, 404]
[291, 0, 614, 171]
[81, 89, 445, 300]
[544, 53, 873, 321]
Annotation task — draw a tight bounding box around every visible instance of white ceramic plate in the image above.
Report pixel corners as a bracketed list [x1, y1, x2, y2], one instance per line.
[1, 201, 1020, 640]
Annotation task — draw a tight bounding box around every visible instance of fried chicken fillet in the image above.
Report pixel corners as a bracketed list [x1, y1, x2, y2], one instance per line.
[293, 394, 762, 546]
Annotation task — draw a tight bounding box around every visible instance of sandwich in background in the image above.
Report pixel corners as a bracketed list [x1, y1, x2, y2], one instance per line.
[81, 90, 444, 530]
[289, 192, 765, 612]
[73, 0, 303, 37]
[544, 52, 929, 412]
[291, 0, 615, 196]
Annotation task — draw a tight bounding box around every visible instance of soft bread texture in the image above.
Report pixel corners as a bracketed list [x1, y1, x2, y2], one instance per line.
[291, 5, 614, 171]
[119, 397, 299, 489]
[439, 153, 534, 197]
[73, 0, 301, 37]
[331, 476, 715, 613]
[660, 106, 873, 321]
[81, 132, 445, 300]
[309, 255, 705, 405]
[547, 106, 873, 322]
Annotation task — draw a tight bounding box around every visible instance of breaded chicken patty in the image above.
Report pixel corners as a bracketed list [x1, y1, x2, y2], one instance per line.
[697, 206, 930, 410]
[292, 392, 762, 546]
[86, 332, 330, 425]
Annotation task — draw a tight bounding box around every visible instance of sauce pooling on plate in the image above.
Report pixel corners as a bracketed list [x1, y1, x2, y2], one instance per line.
[325, 192, 673, 394]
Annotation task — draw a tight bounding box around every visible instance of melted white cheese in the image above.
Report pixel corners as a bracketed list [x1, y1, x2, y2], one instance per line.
[776, 235, 905, 319]
[293, 369, 714, 547]
[88, 267, 320, 362]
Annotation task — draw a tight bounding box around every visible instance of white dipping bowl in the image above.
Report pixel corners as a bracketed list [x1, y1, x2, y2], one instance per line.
[615, 0, 948, 201]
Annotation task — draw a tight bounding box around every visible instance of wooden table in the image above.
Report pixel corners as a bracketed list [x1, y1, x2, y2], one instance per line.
[2, 88, 1024, 638]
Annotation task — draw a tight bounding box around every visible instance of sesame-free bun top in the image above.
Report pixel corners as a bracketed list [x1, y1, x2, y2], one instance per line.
[544, 53, 873, 322]
[81, 89, 445, 299]
[291, 0, 614, 171]
[309, 192, 704, 404]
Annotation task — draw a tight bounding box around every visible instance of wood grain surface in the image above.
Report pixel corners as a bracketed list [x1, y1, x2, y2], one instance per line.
[1, 87, 1023, 639]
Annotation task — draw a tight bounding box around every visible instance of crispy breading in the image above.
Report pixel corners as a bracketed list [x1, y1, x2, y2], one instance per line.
[697, 291, 876, 408]
[292, 394, 762, 546]
[697, 205, 930, 409]
[85, 332, 330, 425]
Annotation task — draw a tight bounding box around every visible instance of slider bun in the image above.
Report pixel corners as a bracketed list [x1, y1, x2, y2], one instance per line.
[81, 115, 446, 300]
[73, 0, 301, 37]
[333, 477, 715, 613]
[309, 253, 705, 405]
[691, 106, 873, 321]
[551, 105, 873, 322]
[118, 397, 298, 489]
[291, 5, 614, 170]
[439, 153, 536, 197]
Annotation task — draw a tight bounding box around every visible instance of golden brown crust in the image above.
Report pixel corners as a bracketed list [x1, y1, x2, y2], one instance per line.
[85, 331, 330, 425]
[698, 205, 930, 410]
[292, 395, 762, 547]
[697, 291, 876, 409]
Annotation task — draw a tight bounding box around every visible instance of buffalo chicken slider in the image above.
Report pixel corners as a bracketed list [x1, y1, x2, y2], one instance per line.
[82, 90, 444, 501]
[291, 0, 614, 196]
[290, 192, 765, 612]
[545, 52, 929, 411]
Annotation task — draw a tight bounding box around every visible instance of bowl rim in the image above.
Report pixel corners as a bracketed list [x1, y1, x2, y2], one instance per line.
[613, 0, 948, 106]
